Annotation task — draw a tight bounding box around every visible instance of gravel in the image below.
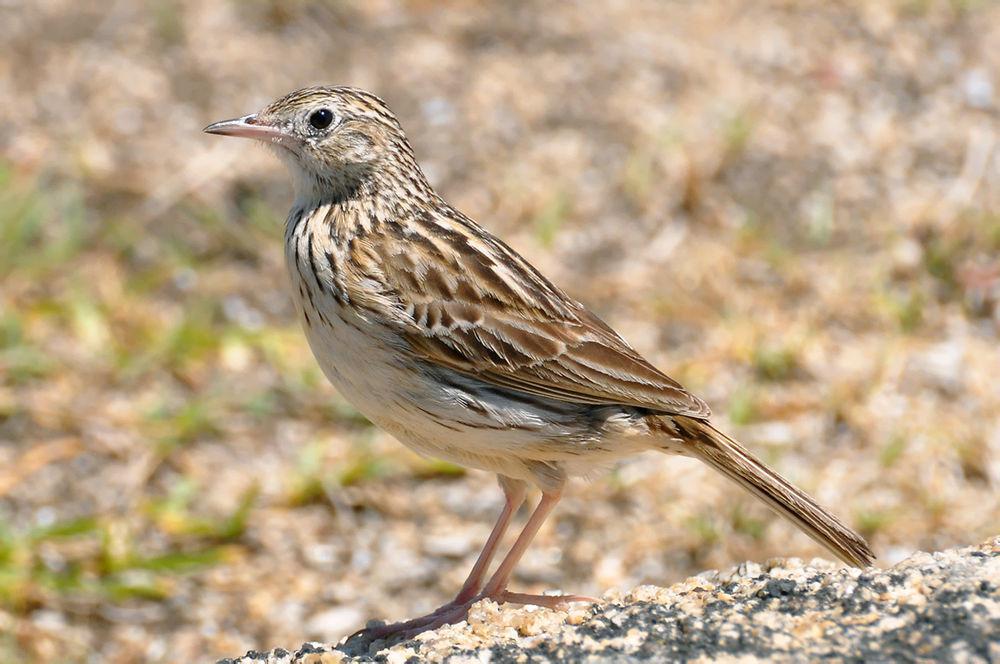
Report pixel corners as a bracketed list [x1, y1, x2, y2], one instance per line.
[220, 536, 999, 663]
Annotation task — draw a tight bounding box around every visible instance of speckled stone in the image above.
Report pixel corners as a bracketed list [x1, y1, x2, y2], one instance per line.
[219, 536, 999, 664]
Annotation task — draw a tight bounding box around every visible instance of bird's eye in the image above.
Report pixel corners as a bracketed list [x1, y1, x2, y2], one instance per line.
[309, 108, 334, 130]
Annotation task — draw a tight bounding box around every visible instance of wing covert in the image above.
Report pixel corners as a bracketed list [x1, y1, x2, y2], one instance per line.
[363, 215, 711, 418]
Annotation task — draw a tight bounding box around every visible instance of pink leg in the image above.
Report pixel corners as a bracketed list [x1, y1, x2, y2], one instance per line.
[453, 477, 526, 603]
[349, 476, 526, 642]
[384, 485, 593, 643]
[477, 487, 562, 600]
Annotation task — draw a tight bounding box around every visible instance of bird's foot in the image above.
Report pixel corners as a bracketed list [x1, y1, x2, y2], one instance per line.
[344, 600, 474, 650]
[493, 589, 598, 609]
[344, 590, 596, 650]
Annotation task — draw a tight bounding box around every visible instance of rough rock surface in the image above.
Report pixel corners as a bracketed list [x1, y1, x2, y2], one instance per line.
[221, 536, 999, 663]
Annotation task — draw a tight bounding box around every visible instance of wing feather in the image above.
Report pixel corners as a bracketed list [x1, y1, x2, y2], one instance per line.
[356, 210, 711, 418]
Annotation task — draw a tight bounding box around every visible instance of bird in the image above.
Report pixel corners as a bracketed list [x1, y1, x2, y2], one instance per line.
[204, 86, 874, 642]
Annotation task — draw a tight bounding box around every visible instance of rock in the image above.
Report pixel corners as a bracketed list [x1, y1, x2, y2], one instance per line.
[422, 532, 476, 558]
[903, 341, 966, 396]
[962, 68, 994, 110]
[304, 606, 365, 642]
[219, 536, 999, 663]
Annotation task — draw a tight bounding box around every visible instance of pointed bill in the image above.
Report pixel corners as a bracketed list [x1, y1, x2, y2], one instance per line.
[203, 114, 292, 143]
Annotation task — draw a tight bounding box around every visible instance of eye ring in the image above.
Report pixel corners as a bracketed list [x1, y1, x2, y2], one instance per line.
[309, 108, 334, 130]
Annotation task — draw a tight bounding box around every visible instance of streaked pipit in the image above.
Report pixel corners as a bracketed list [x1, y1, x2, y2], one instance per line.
[205, 86, 874, 641]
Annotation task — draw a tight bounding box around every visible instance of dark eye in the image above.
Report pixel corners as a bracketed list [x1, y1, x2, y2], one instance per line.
[309, 108, 334, 130]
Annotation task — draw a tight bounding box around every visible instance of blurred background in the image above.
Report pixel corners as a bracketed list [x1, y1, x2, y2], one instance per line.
[1, 1, 999, 662]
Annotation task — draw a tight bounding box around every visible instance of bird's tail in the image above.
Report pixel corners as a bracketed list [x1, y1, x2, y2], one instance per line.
[670, 415, 875, 567]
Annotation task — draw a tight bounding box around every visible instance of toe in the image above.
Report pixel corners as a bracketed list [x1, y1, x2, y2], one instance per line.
[343, 601, 475, 646]
[493, 590, 598, 609]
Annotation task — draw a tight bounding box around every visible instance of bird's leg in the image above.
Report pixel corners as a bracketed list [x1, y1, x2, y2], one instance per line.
[453, 476, 527, 603]
[379, 489, 563, 643]
[349, 482, 596, 646]
[473, 485, 594, 608]
[386, 485, 593, 643]
[397, 487, 598, 640]
[347, 476, 526, 643]
[475, 487, 562, 600]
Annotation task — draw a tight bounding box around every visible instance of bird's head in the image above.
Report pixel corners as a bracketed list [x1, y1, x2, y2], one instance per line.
[205, 86, 423, 201]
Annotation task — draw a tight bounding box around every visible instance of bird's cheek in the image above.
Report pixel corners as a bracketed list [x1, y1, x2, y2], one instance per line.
[338, 132, 377, 163]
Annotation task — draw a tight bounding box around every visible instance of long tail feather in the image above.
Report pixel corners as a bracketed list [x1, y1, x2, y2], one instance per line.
[671, 416, 875, 567]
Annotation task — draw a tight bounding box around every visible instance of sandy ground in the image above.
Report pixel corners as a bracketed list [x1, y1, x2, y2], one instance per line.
[225, 536, 1000, 663]
[1, 1, 998, 662]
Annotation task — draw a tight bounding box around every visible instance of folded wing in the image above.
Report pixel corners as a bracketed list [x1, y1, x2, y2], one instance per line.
[355, 210, 710, 418]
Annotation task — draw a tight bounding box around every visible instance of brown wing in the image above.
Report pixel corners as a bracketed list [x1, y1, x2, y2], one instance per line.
[353, 209, 710, 418]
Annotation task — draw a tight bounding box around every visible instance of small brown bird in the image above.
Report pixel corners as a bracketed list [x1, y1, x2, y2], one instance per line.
[205, 86, 874, 641]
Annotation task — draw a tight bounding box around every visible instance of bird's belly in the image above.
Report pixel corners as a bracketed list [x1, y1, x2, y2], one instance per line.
[297, 299, 422, 431]
[293, 293, 650, 479]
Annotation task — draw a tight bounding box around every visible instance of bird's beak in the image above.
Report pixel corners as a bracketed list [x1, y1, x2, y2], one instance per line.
[203, 114, 292, 143]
